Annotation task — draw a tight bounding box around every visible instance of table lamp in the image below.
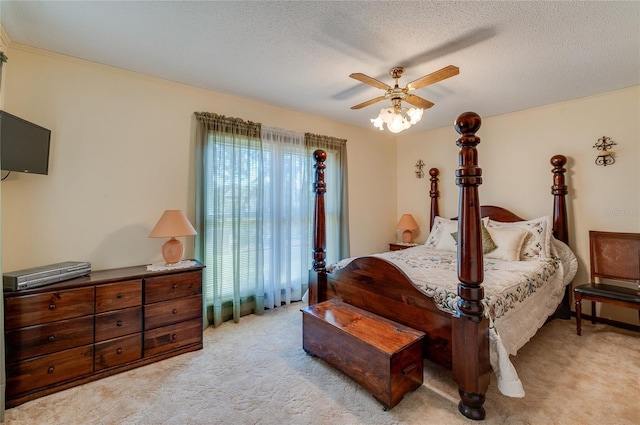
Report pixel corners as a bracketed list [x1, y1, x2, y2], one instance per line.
[396, 214, 419, 243]
[149, 210, 197, 265]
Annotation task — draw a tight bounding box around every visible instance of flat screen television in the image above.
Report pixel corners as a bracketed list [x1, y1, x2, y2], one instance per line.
[0, 110, 51, 175]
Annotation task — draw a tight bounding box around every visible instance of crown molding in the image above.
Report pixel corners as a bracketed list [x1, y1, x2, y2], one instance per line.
[0, 24, 11, 49]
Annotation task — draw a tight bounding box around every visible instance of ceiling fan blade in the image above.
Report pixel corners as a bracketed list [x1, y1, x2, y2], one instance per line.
[350, 96, 386, 110]
[406, 65, 460, 90]
[349, 73, 391, 90]
[405, 94, 435, 109]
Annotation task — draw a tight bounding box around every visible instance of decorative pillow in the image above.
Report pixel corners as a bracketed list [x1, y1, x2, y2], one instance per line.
[451, 221, 497, 254]
[487, 216, 552, 260]
[426, 216, 490, 252]
[484, 226, 528, 261]
[479, 221, 498, 254]
[425, 216, 459, 252]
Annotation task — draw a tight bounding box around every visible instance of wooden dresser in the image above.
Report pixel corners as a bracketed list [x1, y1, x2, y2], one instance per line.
[3, 261, 205, 408]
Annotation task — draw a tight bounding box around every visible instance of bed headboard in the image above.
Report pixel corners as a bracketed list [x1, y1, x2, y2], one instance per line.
[479, 206, 524, 222]
[427, 156, 569, 244]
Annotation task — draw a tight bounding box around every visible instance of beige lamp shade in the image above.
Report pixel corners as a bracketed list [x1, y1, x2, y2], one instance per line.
[396, 214, 419, 243]
[149, 210, 197, 264]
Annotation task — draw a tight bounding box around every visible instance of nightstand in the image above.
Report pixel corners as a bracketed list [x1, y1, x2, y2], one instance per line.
[389, 243, 419, 251]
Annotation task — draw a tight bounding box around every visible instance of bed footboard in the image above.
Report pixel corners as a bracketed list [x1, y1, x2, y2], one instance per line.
[323, 256, 454, 368]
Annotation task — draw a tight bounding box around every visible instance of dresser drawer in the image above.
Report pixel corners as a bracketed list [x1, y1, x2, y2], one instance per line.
[5, 316, 94, 363]
[144, 271, 201, 304]
[144, 318, 202, 357]
[6, 345, 94, 397]
[95, 333, 142, 371]
[144, 295, 202, 330]
[95, 306, 142, 342]
[5, 287, 95, 330]
[96, 280, 142, 313]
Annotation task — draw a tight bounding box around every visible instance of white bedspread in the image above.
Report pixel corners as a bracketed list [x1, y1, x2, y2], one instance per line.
[331, 238, 578, 397]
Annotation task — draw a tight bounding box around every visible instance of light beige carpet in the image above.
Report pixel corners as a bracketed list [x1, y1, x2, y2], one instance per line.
[4, 302, 639, 425]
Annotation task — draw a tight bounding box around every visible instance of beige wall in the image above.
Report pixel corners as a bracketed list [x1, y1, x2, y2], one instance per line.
[3, 39, 639, 325]
[1, 43, 397, 271]
[397, 85, 640, 324]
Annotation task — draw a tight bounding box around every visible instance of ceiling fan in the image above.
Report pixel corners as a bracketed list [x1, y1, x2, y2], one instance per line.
[349, 65, 460, 132]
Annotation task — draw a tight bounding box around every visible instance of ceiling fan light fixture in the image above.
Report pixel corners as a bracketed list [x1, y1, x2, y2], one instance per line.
[350, 64, 458, 132]
[371, 106, 423, 133]
[371, 113, 386, 131]
[407, 107, 423, 123]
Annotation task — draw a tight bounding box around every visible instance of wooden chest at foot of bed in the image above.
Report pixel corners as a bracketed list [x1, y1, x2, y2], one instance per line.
[301, 299, 425, 410]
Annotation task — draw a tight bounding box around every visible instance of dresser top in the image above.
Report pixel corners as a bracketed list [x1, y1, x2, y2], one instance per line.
[3, 260, 205, 297]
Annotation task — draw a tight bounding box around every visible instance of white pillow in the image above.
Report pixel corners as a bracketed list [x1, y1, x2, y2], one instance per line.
[484, 226, 528, 261]
[487, 216, 552, 260]
[425, 216, 490, 252]
[425, 216, 458, 252]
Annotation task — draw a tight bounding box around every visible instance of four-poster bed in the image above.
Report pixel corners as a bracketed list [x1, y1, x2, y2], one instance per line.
[305, 112, 576, 420]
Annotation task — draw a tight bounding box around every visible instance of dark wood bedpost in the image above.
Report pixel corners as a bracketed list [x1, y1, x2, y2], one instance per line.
[551, 154, 571, 318]
[551, 155, 568, 244]
[429, 168, 440, 230]
[309, 149, 328, 305]
[451, 112, 490, 421]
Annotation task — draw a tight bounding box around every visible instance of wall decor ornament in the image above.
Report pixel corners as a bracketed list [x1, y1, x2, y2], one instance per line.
[415, 159, 425, 178]
[593, 136, 616, 166]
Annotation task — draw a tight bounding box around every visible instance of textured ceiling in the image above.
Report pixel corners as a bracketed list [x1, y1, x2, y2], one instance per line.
[1, 1, 639, 133]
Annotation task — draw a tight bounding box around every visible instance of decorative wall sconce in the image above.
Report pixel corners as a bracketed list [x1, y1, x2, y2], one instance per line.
[593, 136, 616, 166]
[415, 159, 425, 178]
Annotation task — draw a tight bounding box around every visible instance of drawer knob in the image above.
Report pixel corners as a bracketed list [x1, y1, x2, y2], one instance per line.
[117, 348, 123, 355]
[116, 320, 123, 327]
[117, 293, 123, 299]
[48, 335, 56, 343]
[48, 366, 55, 374]
[172, 309, 178, 314]
[172, 284, 178, 289]
[49, 304, 56, 311]
[171, 333, 178, 341]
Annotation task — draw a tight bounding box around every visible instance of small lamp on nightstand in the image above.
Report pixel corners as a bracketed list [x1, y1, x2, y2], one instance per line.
[149, 210, 197, 265]
[396, 214, 419, 244]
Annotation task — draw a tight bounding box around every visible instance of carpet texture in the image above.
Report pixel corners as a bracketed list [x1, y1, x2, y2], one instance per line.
[4, 302, 639, 424]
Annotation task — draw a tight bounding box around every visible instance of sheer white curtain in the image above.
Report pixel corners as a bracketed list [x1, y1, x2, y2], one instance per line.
[260, 126, 309, 309]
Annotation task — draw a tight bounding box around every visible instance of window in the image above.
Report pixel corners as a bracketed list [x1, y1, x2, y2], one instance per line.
[195, 113, 348, 327]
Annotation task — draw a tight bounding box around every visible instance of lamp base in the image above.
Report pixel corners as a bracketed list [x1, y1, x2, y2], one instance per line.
[402, 230, 414, 244]
[161, 237, 184, 265]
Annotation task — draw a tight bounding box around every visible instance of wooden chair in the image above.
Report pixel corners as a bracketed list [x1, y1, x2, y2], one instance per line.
[574, 230, 640, 335]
